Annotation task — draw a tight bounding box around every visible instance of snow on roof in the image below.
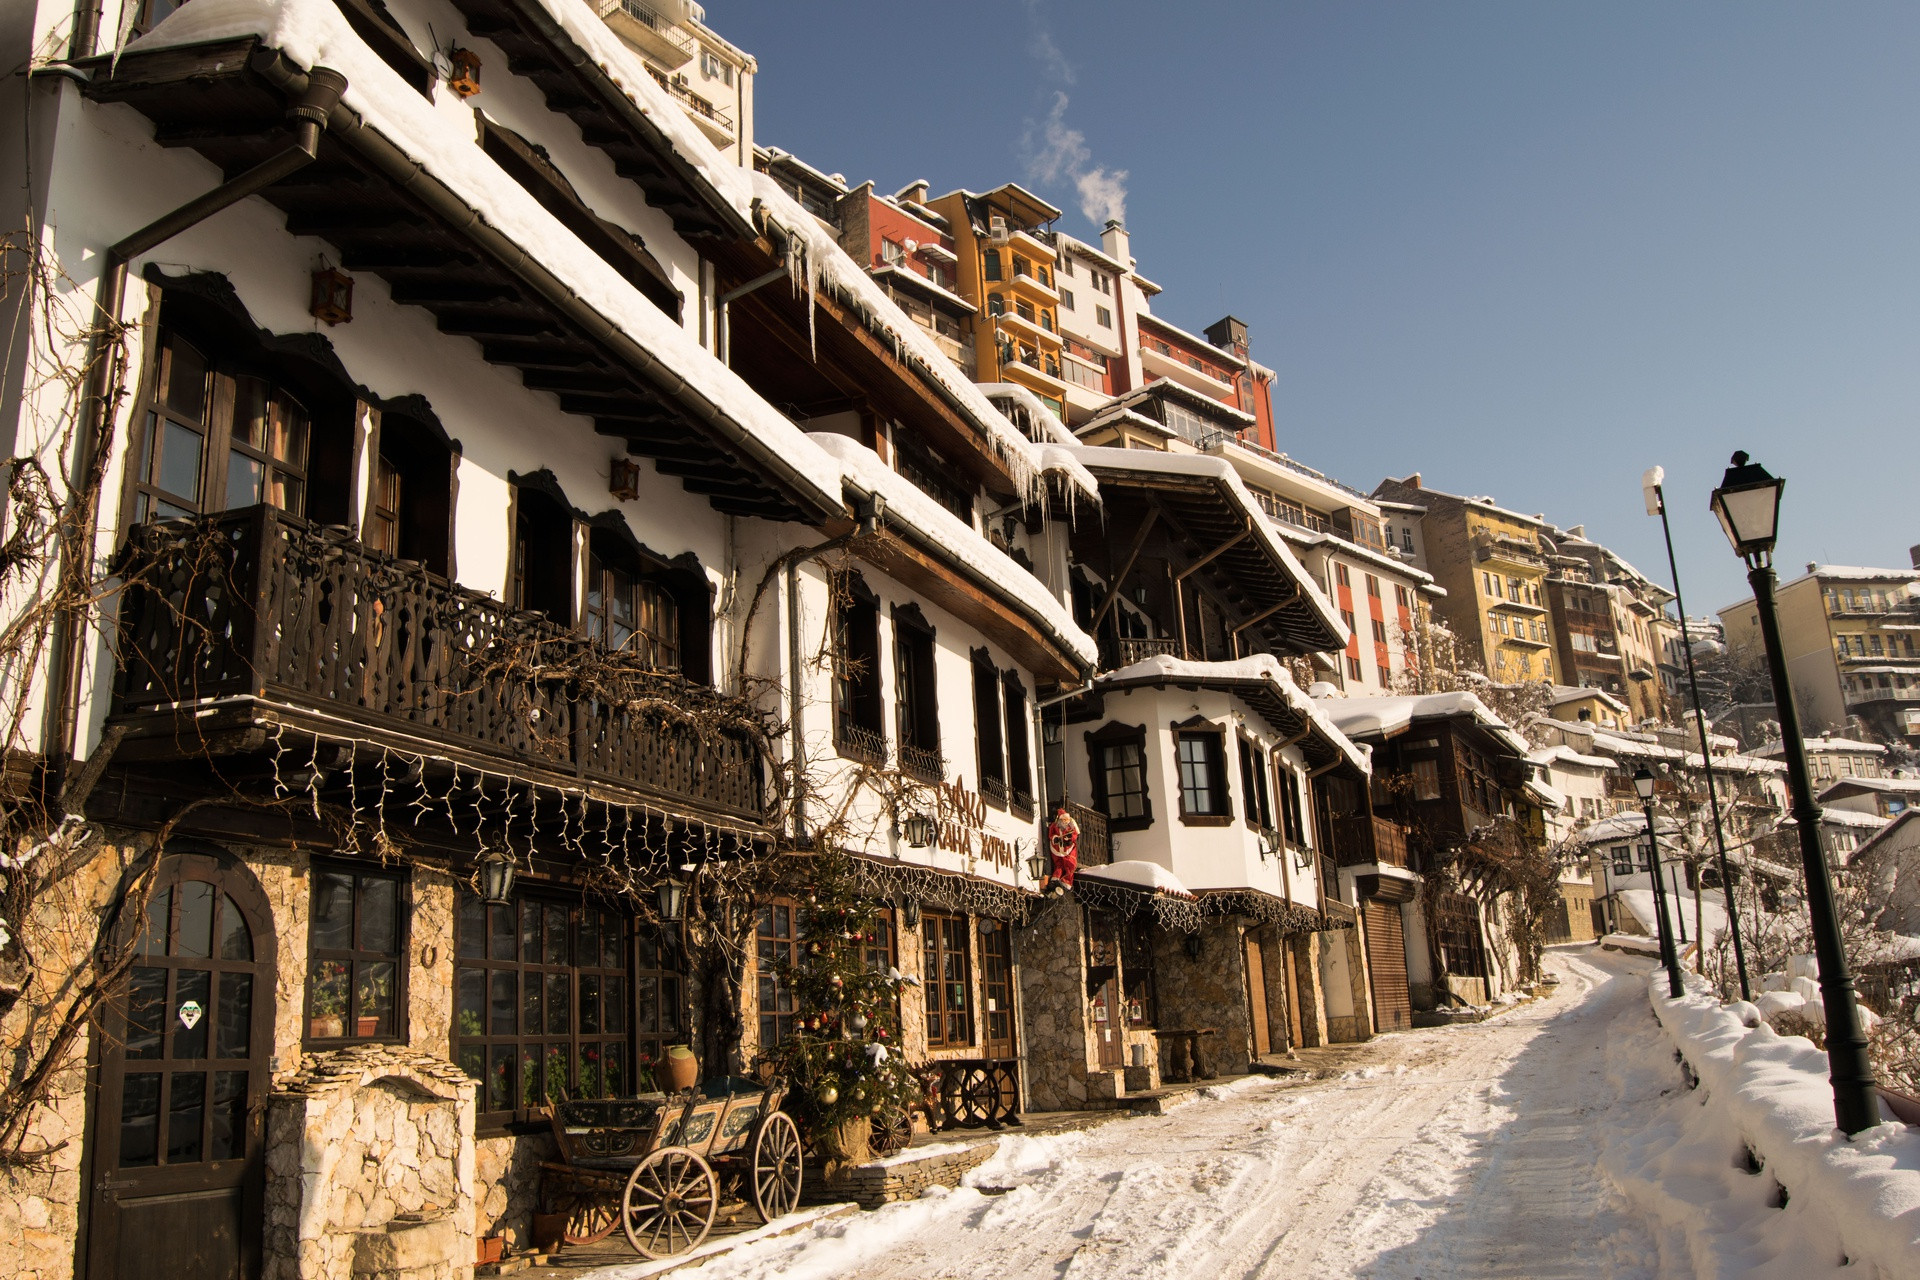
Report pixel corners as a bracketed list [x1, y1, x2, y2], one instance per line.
[1589, 731, 1686, 763]
[1526, 778, 1568, 812]
[810, 434, 1097, 668]
[1313, 691, 1531, 758]
[1529, 744, 1620, 771]
[1096, 653, 1370, 772]
[978, 383, 1075, 446]
[1753, 737, 1888, 758]
[1853, 810, 1920, 861]
[1801, 565, 1920, 583]
[1821, 776, 1920, 797]
[1820, 809, 1892, 829]
[1052, 232, 1131, 275]
[1077, 860, 1196, 899]
[1136, 311, 1246, 369]
[867, 264, 977, 315]
[132, 0, 849, 518]
[1269, 521, 1439, 589]
[1066, 446, 1349, 646]
[1550, 685, 1631, 714]
[1576, 813, 1682, 845]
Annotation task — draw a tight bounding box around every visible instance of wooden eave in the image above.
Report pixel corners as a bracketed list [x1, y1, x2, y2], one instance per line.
[446, 0, 750, 239]
[1086, 469, 1345, 656]
[1102, 670, 1353, 773]
[77, 40, 837, 525]
[710, 236, 1024, 501]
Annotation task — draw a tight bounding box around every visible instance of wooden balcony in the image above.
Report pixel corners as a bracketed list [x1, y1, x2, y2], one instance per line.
[1332, 815, 1410, 868]
[112, 507, 768, 824]
[1101, 636, 1182, 668]
[1065, 801, 1111, 868]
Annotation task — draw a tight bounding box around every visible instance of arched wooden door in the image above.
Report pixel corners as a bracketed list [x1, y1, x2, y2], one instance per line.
[87, 851, 276, 1280]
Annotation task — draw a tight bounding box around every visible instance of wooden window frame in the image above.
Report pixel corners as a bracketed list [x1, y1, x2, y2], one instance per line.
[973, 649, 1007, 804]
[1002, 670, 1034, 815]
[923, 910, 974, 1050]
[453, 889, 646, 1131]
[833, 574, 886, 764]
[1173, 719, 1232, 824]
[1085, 721, 1153, 831]
[756, 899, 801, 1051]
[893, 604, 942, 781]
[304, 861, 409, 1049]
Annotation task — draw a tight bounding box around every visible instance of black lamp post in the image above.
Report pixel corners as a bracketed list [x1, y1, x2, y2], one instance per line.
[1636, 768, 1685, 999]
[1644, 466, 1752, 999]
[1711, 451, 1878, 1135]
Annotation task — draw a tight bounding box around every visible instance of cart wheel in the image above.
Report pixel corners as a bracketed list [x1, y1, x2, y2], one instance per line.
[959, 1069, 999, 1126]
[552, 1183, 620, 1246]
[868, 1107, 911, 1156]
[621, 1147, 718, 1258]
[749, 1111, 804, 1222]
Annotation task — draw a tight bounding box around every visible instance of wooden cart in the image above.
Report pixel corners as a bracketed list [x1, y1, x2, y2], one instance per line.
[537, 1080, 803, 1259]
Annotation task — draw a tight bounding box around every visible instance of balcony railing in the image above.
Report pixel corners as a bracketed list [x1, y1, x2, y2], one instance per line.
[113, 507, 767, 822]
[1064, 801, 1111, 868]
[899, 741, 944, 783]
[1332, 815, 1409, 867]
[834, 719, 889, 767]
[1102, 636, 1182, 668]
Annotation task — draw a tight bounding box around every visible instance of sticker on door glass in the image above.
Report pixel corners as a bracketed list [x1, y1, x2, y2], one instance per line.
[178, 1000, 204, 1029]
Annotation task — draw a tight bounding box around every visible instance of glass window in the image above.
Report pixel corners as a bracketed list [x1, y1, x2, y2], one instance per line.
[585, 550, 681, 674]
[983, 249, 1002, 281]
[1098, 738, 1147, 821]
[454, 891, 643, 1119]
[756, 900, 800, 1049]
[1003, 673, 1032, 810]
[1177, 731, 1229, 817]
[924, 911, 972, 1048]
[1410, 758, 1442, 801]
[306, 866, 405, 1045]
[1095, 305, 1112, 328]
[973, 654, 1006, 798]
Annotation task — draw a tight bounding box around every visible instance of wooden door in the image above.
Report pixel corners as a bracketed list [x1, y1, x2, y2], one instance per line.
[88, 853, 276, 1280]
[1243, 935, 1272, 1058]
[978, 919, 1016, 1061]
[1363, 900, 1412, 1033]
[1091, 976, 1123, 1069]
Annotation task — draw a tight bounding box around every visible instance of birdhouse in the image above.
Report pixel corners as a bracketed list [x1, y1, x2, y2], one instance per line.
[309, 266, 353, 326]
[609, 456, 642, 502]
[447, 47, 482, 98]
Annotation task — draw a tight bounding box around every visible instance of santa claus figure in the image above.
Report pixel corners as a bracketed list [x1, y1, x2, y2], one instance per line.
[1046, 804, 1080, 891]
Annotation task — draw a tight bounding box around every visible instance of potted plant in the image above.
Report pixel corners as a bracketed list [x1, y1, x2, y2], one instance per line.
[308, 979, 346, 1039]
[355, 967, 393, 1037]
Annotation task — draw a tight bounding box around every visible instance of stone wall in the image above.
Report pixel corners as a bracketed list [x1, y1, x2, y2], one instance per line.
[262, 1045, 476, 1280]
[1152, 920, 1253, 1076]
[1251, 925, 1294, 1051]
[1289, 934, 1330, 1048]
[471, 1132, 553, 1252]
[1321, 926, 1375, 1044]
[839, 1141, 995, 1208]
[1016, 895, 1094, 1111]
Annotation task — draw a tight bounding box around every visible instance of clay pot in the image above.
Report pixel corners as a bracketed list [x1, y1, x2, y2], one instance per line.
[664, 1044, 698, 1092]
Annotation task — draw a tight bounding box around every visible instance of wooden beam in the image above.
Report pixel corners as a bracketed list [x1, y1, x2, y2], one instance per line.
[1089, 508, 1160, 634]
[1231, 594, 1294, 636]
[1176, 525, 1251, 582]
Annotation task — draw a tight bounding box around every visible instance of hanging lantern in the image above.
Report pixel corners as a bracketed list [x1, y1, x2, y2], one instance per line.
[309, 266, 353, 326]
[609, 456, 642, 502]
[656, 876, 686, 923]
[447, 47, 483, 98]
[900, 898, 920, 931]
[477, 845, 516, 905]
[900, 811, 935, 849]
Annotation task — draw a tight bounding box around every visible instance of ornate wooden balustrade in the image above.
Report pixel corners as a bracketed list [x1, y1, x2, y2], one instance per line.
[1332, 815, 1410, 868]
[113, 507, 767, 823]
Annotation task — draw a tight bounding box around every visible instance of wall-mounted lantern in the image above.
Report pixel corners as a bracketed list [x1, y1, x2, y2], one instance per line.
[656, 875, 687, 923]
[447, 47, 483, 98]
[610, 456, 642, 502]
[477, 844, 516, 904]
[310, 266, 353, 326]
[900, 898, 921, 931]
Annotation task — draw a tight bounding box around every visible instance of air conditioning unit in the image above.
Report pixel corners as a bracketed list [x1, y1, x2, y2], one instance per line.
[672, 72, 689, 89]
[989, 215, 1009, 243]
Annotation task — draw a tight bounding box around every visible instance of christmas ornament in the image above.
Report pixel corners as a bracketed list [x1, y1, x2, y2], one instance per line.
[819, 1083, 838, 1105]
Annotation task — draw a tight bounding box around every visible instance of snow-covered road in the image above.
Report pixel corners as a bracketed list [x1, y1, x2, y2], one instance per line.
[597, 945, 1682, 1279]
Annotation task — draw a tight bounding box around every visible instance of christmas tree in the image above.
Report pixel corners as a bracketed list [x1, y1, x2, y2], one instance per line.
[764, 849, 922, 1177]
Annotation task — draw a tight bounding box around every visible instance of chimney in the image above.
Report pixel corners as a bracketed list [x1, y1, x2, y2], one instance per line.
[1910, 543, 1919, 570]
[1808, 562, 1819, 574]
[1568, 524, 1585, 538]
[1100, 218, 1131, 268]
[1406, 473, 1422, 490]
[897, 179, 930, 205]
[1204, 315, 1250, 357]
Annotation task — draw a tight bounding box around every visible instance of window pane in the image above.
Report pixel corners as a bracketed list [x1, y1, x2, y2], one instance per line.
[217, 894, 252, 961]
[214, 972, 252, 1060]
[642, 976, 664, 1035]
[172, 969, 210, 1060]
[605, 1042, 627, 1097]
[577, 910, 599, 969]
[579, 975, 602, 1035]
[358, 878, 398, 955]
[490, 972, 517, 1036]
[522, 970, 543, 1036]
[125, 966, 168, 1060]
[208, 1071, 249, 1162]
[119, 1073, 162, 1167]
[578, 1043, 604, 1098]
[310, 873, 355, 951]
[226, 450, 264, 508]
[137, 887, 171, 956]
[603, 976, 626, 1035]
[308, 959, 350, 1038]
[545, 905, 569, 966]
[603, 914, 624, 971]
[545, 973, 570, 1035]
[167, 1071, 205, 1164]
[488, 1045, 514, 1113]
[158, 420, 205, 504]
[521, 1046, 543, 1108]
[493, 901, 519, 962]
[457, 969, 484, 1039]
[163, 337, 208, 419]
[355, 961, 395, 1037]
[458, 1044, 484, 1086]
[175, 881, 215, 959]
[545, 1045, 568, 1104]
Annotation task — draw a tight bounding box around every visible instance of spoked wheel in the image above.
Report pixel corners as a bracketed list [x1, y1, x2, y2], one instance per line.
[958, 1068, 1001, 1126]
[621, 1146, 718, 1258]
[749, 1110, 804, 1222]
[868, 1107, 911, 1156]
[549, 1183, 620, 1246]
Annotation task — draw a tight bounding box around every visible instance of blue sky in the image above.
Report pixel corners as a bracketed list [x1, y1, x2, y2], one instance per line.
[719, 1, 1920, 611]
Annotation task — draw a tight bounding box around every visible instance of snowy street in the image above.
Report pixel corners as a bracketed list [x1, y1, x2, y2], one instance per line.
[600, 945, 1679, 1280]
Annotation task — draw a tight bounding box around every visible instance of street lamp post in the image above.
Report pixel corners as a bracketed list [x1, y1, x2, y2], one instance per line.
[1636, 768, 1685, 998]
[1644, 466, 1752, 999]
[1711, 451, 1878, 1136]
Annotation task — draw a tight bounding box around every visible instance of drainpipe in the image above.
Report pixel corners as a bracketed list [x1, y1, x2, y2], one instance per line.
[716, 265, 787, 368]
[43, 66, 348, 808]
[785, 557, 807, 846]
[69, 0, 101, 60]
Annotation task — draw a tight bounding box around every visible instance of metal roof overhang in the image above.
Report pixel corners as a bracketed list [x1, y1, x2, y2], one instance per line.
[78, 39, 839, 525]
[1085, 467, 1345, 656]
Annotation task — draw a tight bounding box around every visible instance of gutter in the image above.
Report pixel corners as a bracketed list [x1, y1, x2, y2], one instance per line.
[45, 64, 350, 810]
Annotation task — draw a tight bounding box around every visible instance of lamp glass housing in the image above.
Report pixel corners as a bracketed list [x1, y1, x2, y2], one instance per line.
[656, 877, 686, 923]
[1632, 768, 1657, 802]
[1709, 452, 1784, 561]
[901, 897, 921, 931]
[478, 847, 515, 904]
[902, 812, 935, 849]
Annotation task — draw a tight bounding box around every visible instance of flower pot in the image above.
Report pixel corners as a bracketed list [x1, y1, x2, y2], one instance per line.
[664, 1045, 698, 1092]
[356, 1016, 381, 1037]
[309, 1015, 344, 1039]
[475, 1236, 505, 1266]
